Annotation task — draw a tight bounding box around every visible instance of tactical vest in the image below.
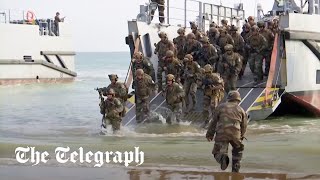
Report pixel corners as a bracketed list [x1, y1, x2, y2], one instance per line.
[104, 98, 122, 118]
[173, 36, 187, 59]
[166, 82, 184, 105]
[135, 74, 154, 98]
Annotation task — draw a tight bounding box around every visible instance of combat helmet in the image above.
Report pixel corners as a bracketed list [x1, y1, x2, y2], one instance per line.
[136, 69, 144, 76]
[221, 19, 228, 25]
[158, 31, 167, 38]
[108, 74, 118, 81]
[204, 64, 213, 73]
[166, 74, 175, 82]
[230, 25, 238, 32]
[177, 28, 185, 34]
[166, 50, 174, 58]
[184, 54, 193, 62]
[224, 44, 233, 51]
[251, 25, 259, 32]
[186, 33, 196, 40]
[209, 27, 218, 34]
[227, 90, 241, 102]
[200, 37, 210, 44]
[257, 21, 265, 28]
[134, 51, 143, 59]
[106, 88, 116, 96]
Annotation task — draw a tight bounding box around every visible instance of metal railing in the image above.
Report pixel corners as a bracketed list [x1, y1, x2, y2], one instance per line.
[138, 0, 245, 31]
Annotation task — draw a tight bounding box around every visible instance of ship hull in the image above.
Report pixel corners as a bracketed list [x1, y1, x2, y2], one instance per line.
[285, 91, 320, 116]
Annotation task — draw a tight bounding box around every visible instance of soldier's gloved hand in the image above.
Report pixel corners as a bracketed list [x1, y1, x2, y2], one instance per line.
[163, 67, 167, 71]
[206, 135, 213, 142]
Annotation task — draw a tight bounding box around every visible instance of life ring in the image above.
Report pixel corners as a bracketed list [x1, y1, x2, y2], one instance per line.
[26, 11, 35, 22]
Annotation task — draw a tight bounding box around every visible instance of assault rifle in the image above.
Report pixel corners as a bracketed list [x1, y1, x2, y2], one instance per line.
[95, 87, 107, 129]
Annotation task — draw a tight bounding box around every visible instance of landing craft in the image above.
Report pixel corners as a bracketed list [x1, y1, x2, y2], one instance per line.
[121, 0, 320, 126]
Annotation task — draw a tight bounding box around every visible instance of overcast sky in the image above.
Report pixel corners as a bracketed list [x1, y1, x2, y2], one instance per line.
[0, 0, 274, 52]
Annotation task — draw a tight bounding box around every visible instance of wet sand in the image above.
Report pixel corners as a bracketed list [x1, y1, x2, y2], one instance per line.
[0, 165, 319, 180]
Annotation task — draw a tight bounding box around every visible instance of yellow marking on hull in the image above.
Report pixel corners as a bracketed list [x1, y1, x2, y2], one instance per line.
[128, 95, 135, 104]
[255, 94, 273, 103]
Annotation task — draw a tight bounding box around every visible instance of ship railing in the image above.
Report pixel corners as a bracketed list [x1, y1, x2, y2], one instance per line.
[138, 0, 245, 32]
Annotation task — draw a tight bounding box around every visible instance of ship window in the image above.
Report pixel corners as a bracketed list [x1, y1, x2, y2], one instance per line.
[317, 70, 320, 84]
[143, 33, 152, 58]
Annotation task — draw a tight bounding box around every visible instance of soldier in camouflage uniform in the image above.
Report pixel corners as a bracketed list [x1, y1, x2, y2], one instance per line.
[202, 64, 224, 127]
[183, 33, 202, 57]
[208, 27, 220, 45]
[154, 31, 175, 91]
[163, 50, 182, 79]
[102, 88, 124, 133]
[183, 54, 200, 111]
[257, 21, 275, 76]
[106, 74, 128, 117]
[206, 90, 248, 172]
[132, 51, 155, 82]
[248, 16, 256, 26]
[229, 25, 245, 79]
[220, 19, 230, 33]
[196, 37, 219, 67]
[190, 22, 203, 41]
[217, 28, 234, 54]
[173, 28, 187, 60]
[150, 0, 165, 23]
[165, 74, 185, 124]
[247, 25, 268, 83]
[135, 69, 157, 123]
[220, 44, 242, 93]
[240, 23, 251, 79]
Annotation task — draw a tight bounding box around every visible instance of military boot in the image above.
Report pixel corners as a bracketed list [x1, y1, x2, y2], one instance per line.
[232, 160, 241, 173]
[220, 154, 229, 171]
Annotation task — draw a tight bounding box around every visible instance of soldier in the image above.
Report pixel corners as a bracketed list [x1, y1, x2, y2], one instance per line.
[217, 28, 234, 54]
[102, 88, 124, 133]
[135, 69, 157, 123]
[206, 90, 248, 172]
[150, 0, 165, 23]
[183, 33, 202, 57]
[164, 50, 182, 79]
[106, 74, 128, 116]
[247, 25, 268, 83]
[229, 25, 245, 79]
[220, 19, 230, 32]
[209, 21, 218, 28]
[164, 74, 185, 124]
[248, 16, 256, 26]
[208, 27, 220, 46]
[183, 54, 200, 111]
[196, 37, 219, 67]
[154, 31, 175, 91]
[240, 23, 251, 79]
[190, 22, 203, 41]
[220, 44, 242, 93]
[202, 64, 224, 127]
[131, 51, 155, 82]
[257, 21, 275, 76]
[173, 28, 187, 60]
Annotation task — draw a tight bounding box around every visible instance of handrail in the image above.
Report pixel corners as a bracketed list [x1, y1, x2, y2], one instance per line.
[125, 36, 141, 88]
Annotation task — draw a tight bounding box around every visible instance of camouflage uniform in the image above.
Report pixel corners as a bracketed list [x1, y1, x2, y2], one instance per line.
[164, 50, 182, 79]
[183, 54, 200, 111]
[247, 26, 268, 82]
[190, 22, 203, 41]
[217, 28, 234, 54]
[165, 74, 185, 124]
[135, 69, 157, 123]
[240, 23, 252, 78]
[208, 27, 220, 48]
[103, 89, 124, 133]
[257, 21, 275, 76]
[150, 0, 165, 23]
[155, 32, 175, 91]
[132, 52, 155, 82]
[196, 37, 219, 67]
[183, 33, 202, 57]
[206, 91, 248, 172]
[220, 45, 242, 93]
[106, 74, 128, 117]
[173, 28, 187, 60]
[202, 64, 224, 126]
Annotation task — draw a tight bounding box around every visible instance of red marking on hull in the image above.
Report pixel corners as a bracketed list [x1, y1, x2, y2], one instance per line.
[286, 92, 320, 116]
[0, 78, 74, 85]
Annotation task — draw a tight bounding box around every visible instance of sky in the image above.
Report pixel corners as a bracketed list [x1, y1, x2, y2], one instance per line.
[0, 0, 274, 52]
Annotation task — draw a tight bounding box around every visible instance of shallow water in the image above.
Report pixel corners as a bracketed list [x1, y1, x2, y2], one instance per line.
[0, 52, 319, 178]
